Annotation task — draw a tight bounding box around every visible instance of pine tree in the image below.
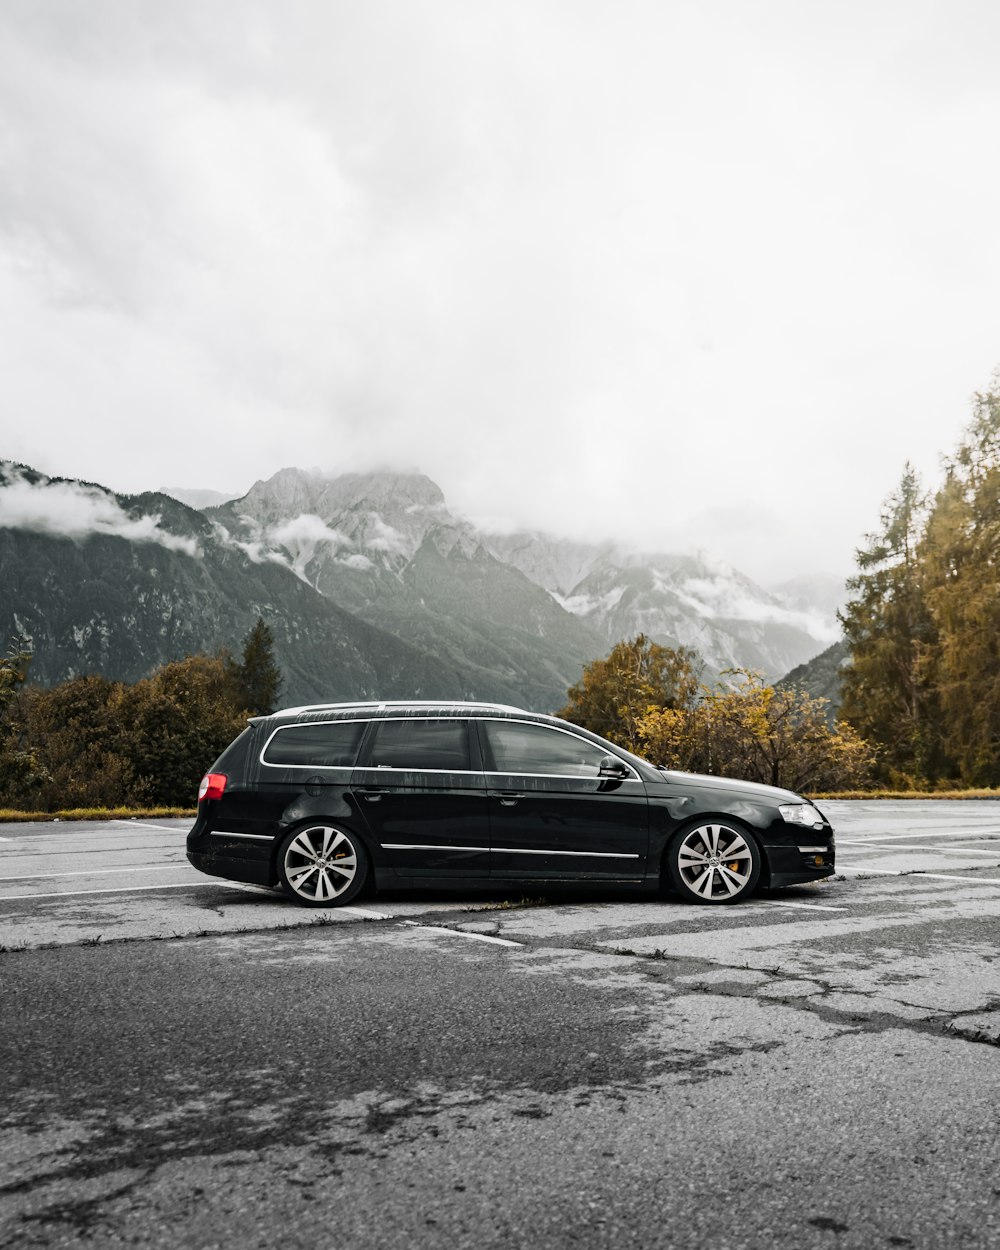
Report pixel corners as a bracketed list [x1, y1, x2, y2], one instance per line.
[838, 464, 942, 784]
[229, 618, 284, 717]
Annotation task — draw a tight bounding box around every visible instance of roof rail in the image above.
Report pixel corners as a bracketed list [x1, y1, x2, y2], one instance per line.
[272, 699, 529, 718]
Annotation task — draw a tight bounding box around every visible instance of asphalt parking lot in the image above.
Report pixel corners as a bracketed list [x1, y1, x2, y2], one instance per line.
[2, 802, 999, 1249]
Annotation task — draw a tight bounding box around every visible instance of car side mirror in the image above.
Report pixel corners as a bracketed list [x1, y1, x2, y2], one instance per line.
[598, 756, 629, 779]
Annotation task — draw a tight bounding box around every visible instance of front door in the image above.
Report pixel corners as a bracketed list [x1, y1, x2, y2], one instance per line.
[352, 717, 489, 877]
[478, 719, 648, 880]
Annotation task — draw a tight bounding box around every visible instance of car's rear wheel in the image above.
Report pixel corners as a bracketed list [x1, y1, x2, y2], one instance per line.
[276, 824, 368, 907]
[664, 820, 761, 904]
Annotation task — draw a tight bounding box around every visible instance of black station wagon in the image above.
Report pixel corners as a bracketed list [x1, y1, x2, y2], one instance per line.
[187, 701, 835, 907]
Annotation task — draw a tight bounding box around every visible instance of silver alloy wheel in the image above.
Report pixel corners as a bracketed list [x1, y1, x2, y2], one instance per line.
[673, 822, 757, 902]
[282, 825, 359, 904]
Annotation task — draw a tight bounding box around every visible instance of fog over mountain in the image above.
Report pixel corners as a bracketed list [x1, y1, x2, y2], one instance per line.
[1, 460, 840, 707]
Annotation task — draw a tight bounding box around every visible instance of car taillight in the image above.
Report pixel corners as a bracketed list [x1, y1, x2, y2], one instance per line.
[198, 772, 227, 802]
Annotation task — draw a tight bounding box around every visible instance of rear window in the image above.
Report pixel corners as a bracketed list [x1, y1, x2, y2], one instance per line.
[369, 719, 471, 771]
[262, 720, 367, 768]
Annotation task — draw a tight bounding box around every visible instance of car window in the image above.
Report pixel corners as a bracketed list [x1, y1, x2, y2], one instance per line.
[263, 720, 367, 768]
[369, 719, 471, 771]
[483, 721, 611, 777]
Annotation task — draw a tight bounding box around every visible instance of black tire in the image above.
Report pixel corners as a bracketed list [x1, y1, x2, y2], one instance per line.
[276, 823, 369, 907]
[664, 819, 761, 904]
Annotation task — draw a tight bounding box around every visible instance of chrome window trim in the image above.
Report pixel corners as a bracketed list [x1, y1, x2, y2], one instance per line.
[381, 843, 640, 860]
[352, 765, 645, 775]
[485, 771, 643, 782]
[258, 713, 640, 781]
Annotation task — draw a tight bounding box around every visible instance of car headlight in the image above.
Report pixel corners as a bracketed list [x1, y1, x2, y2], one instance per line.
[778, 803, 826, 829]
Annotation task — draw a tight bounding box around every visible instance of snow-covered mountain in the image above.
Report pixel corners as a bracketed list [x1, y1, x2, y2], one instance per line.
[208, 468, 834, 681]
[1, 461, 838, 706]
[487, 530, 837, 678]
[206, 469, 604, 708]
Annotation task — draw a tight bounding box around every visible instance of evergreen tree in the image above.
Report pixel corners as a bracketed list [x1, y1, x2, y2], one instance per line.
[229, 618, 283, 716]
[838, 464, 942, 784]
[559, 635, 702, 752]
[921, 382, 1000, 785]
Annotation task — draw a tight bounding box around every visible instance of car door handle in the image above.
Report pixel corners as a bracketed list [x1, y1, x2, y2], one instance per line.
[497, 793, 525, 806]
[358, 788, 384, 802]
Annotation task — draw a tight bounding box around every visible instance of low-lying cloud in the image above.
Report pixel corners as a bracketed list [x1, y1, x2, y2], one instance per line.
[0, 469, 200, 555]
[681, 576, 840, 642]
[264, 513, 351, 580]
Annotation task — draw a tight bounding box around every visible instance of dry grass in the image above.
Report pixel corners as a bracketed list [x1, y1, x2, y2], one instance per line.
[0, 806, 196, 823]
[806, 789, 1000, 801]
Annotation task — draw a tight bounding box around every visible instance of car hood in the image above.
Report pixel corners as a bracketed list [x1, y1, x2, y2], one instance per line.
[648, 769, 804, 805]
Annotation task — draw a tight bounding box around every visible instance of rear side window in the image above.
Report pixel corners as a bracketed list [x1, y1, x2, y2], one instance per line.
[369, 719, 471, 771]
[263, 720, 366, 768]
[482, 720, 612, 777]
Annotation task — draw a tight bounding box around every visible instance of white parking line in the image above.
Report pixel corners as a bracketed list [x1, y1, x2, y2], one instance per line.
[840, 867, 1000, 885]
[837, 840, 999, 855]
[399, 919, 522, 948]
[2, 865, 188, 883]
[758, 900, 847, 912]
[112, 821, 188, 832]
[340, 906, 396, 920]
[835, 835, 1000, 845]
[0, 882, 231, 902]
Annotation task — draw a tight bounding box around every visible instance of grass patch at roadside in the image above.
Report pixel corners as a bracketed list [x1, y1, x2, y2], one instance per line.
[0, 806, 196, 823]
[464, 896, 550, 912]
[806, 789, 1000, 801]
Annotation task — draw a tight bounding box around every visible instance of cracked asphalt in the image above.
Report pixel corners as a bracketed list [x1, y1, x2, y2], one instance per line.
[1, 802, 999, 1249]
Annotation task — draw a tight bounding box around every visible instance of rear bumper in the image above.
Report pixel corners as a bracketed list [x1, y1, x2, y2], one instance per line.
[186, 848, 275, 887]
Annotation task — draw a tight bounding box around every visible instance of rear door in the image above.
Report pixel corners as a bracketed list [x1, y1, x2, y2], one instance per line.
[351, 717, 489, 877]
[480, 719, 648, 879]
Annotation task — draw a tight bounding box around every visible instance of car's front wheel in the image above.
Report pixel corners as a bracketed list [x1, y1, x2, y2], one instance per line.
[276, 824, 368, 907]
[664, 820, 761, 904]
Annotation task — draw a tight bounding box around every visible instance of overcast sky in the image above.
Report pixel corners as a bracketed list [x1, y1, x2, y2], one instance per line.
[2, 0, 998, 584]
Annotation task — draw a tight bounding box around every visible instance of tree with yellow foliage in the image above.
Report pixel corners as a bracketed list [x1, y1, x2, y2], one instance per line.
[637, 669, 875, 792]
[558, 634, 701, 752]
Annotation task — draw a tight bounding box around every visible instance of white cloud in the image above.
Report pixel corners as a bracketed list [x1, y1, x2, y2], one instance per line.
[0, 469, 200, 555]
[1, 2, 999, 581]
[681, 577, 840, 643]
[364, 515, 408, 554]
[263, 513, 350, 580]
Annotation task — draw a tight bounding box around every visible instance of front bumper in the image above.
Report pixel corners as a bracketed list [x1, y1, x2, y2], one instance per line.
[763, 838, 836, 887]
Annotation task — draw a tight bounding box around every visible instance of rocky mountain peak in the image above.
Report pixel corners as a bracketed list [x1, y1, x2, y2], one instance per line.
[227, 467, 445, 528]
